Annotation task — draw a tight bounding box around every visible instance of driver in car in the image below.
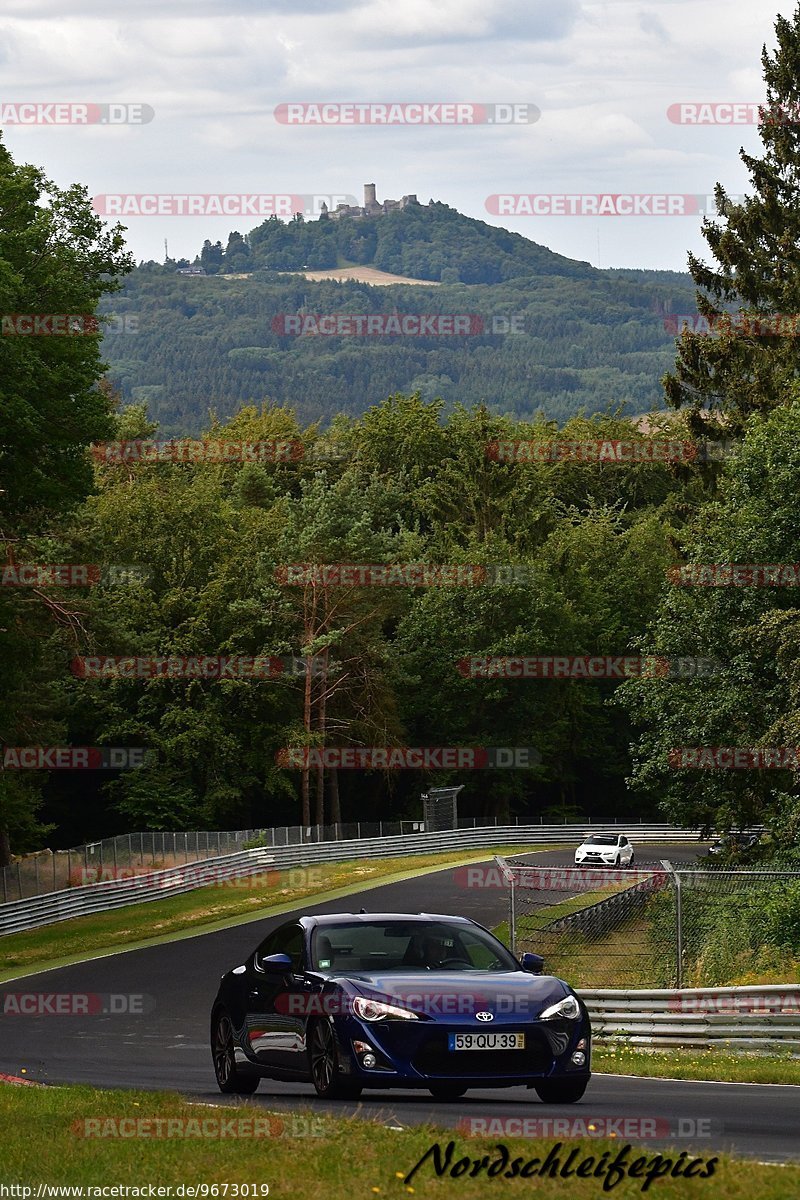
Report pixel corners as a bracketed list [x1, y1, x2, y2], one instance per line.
[421, 935, 450, 968]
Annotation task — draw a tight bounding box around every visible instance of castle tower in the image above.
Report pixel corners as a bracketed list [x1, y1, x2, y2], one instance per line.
[364, 182, 377, 209]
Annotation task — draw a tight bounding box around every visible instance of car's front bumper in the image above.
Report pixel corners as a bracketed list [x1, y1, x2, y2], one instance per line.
[336, 1015, 591, 1087]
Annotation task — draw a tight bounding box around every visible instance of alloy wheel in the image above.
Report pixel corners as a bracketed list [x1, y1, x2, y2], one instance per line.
[310, 1020, 336, 1092]
[213, 1013, 234, 1088]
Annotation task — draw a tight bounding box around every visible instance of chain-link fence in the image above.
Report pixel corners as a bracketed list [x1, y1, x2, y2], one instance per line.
[0, 816, 508, 902]
[498, 858, 800, 989]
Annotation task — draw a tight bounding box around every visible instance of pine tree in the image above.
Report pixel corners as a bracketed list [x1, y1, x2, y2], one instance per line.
[664, 5, 800, 433]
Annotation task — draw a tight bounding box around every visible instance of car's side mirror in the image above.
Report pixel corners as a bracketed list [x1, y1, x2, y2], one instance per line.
[257, 952, 293, 974]
[521, 952, 545, 974]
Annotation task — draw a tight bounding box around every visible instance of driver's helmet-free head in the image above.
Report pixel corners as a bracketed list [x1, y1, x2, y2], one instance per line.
[422, 935, 448, 966]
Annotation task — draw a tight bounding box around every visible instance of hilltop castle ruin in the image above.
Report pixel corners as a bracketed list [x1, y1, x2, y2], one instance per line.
[322, 184, 431, 221]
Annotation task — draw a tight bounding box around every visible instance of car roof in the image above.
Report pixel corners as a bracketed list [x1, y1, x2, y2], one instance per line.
[298, 912, 476, 929]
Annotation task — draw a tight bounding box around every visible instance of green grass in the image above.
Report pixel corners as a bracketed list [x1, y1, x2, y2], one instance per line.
[594, 1043, 800, 1085]
[0, 845, 552, 982]
[0, 1083, 795, 1196]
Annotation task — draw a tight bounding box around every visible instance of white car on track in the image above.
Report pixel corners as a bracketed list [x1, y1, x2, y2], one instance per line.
[574, 832, 634, 867]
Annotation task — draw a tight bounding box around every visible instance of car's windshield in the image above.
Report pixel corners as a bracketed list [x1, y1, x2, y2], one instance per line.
[585, 836, 617, 845]
[310, 920, 519, 973]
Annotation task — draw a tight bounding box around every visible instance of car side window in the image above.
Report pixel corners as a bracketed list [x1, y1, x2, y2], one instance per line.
[255, 924, 305, 973]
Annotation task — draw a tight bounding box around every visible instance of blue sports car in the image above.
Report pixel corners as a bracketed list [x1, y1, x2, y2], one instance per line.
[210, 911, 591, 1103]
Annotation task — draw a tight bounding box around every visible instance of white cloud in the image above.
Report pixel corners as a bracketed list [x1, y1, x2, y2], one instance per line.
[0, 0, 796, 269]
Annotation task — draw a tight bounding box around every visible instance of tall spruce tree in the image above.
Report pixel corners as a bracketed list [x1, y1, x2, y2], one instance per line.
[664, 5, 800, 433]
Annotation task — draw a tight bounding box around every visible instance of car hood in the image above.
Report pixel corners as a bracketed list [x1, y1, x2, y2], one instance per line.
[342, 970, 571, 1020]
[577, 842, 618, 851]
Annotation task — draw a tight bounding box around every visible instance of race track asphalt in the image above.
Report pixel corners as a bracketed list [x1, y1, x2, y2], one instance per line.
[2, 843, 797, 1164]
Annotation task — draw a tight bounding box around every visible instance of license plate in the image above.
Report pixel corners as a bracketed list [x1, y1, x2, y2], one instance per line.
[448, 1032, 525, 1051]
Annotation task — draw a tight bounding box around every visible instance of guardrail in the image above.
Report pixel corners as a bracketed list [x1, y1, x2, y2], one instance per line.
[542, 872, 668, 937]
[1, 819, 702, 904]
[0, 848, 277, 937]
[0, 823, 700, 937]
[583, 985, 800, 1053]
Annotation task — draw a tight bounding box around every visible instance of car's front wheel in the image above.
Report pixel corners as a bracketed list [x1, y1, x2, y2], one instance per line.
[211, 1009, 260, 1094]
[428, 1083, 468, 1101]
[534, 1078, 588, 1104]
[308, 1019, 363, 1100]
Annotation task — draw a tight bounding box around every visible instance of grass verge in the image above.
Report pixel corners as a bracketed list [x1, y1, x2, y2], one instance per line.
[0, 1083, 795, 1196]
[0, 845, 550, 982]
[593, 1043, 800, 1085]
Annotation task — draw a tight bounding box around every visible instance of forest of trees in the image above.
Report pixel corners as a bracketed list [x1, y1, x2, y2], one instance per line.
[100, 257, 698, 436]
[197, 201, 598, 283]
[5, 5, 800, 863]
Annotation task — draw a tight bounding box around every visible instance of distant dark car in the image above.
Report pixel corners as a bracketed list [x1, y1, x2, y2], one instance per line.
[210, 912, 591, 1103]
[705, 832, 761, 859]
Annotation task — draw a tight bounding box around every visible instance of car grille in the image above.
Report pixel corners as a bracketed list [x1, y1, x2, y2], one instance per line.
[411, 1031, 552, 1078]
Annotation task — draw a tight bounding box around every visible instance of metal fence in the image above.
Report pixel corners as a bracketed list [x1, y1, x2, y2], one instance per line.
[0, 819, 697, 904]
[583, 985, 800, 1053]
[0, 823, 701, 937]
[498, 857, 800, 990]
[0, 820, 444, 903]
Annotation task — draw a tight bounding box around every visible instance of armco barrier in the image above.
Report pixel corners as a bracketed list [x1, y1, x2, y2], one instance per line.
[0, 824, 700, 937]
[542, 872, 668, 937]
[583, 985, 800, 1054]
[0, 848, 275, 937]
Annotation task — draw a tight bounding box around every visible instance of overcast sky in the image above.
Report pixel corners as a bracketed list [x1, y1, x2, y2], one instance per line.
[0, 0, 796, 271]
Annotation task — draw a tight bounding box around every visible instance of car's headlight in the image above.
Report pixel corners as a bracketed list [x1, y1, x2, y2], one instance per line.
[539, 995, 581, 1021]
[352, 996, 419, 1022]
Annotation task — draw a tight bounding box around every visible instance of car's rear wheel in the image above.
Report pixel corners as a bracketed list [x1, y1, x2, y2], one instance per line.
[428, 1083, 468, 1101]
[212, 1009, 260, 1094]
[308, 1019, 363, 1100]
[534, 1078, 588, 1104]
